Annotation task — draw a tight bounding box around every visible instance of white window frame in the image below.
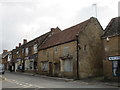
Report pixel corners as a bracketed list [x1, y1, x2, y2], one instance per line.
[22, 49, 24, 54]
[25, 48, 29, 56]
[16, 51, 19, 54]
[33, 44, 38, 54]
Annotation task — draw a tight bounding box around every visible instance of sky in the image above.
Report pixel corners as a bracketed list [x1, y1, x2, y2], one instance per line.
[0, 0, 119, 53]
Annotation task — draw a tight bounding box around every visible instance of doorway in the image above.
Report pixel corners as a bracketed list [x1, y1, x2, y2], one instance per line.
[49, 62, 53, 76]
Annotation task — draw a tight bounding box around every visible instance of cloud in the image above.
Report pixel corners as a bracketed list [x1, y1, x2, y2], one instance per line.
[0, 0, 119, 53]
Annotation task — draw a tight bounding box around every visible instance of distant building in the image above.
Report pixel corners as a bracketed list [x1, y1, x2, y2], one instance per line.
[102, 17, 120, 81]
[38, 17, 104, 79]
[2, 50, 11, 70]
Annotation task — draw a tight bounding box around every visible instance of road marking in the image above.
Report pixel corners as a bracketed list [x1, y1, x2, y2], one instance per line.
[3, 77, 45, 88]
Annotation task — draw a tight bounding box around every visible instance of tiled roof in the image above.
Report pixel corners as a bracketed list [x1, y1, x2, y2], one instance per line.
[102, 17, 120, 38]
[39, 17, 93, 50]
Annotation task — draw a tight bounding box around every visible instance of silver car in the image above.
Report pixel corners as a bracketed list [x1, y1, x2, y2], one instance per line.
[0, 64, 5, 74]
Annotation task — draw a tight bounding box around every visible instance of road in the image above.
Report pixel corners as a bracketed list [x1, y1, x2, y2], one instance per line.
[0, 71, 119, 89]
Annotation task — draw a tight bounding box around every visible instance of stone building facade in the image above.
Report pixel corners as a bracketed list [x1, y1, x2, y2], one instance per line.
[38, 17, 104, 79]
[102, 17, 120, 81]
[11, 28, 61, 73]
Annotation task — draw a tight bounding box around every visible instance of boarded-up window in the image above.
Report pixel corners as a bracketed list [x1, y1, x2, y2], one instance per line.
[64, 59, 73, 72]
[63, 47, 69, 56]
[54, 47, 58, 54]
[43, 50, 46, 56]
[42, 61, 48, 72]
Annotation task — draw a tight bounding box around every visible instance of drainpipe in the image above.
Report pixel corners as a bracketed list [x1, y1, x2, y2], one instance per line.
[76, 35, 80, 80]
[22, 49, 25, 72]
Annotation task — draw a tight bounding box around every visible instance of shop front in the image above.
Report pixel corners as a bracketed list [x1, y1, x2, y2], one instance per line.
[24, 54, 37, 73]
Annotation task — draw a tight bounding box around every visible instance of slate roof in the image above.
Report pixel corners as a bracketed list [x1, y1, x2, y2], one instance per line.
[102, 17, 120, 38]
[39, 17, 95, 50]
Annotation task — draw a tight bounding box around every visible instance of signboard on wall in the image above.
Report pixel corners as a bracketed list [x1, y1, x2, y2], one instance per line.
[108, 56, 120, 60]
[24, 57, 29, 60]
[17, 58, 21, 61]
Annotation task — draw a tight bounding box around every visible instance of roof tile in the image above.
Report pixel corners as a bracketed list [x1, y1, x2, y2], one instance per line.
[39, 18, 92, 50]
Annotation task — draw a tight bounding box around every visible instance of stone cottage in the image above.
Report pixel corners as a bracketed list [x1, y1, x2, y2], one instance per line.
[38, 17, 104, 79]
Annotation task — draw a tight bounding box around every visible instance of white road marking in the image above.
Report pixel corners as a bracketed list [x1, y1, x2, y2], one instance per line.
[4, 77, 45, 88]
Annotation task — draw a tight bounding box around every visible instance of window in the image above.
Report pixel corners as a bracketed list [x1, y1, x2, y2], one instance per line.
[22, 49, 24, 54]
[16, 51, 19, 54]
[54, 47, 58, 54]
[43, 50, 46, 56]
[30, 59, 34, 70]
[63, 47, 69, 56]
[64, 59, 73, 72]
[41, 61, 48, 72]
[112, 61, 120, 76]
[25, 59, 34, 70]
[25, 48, 29, 56]
[25, 60, 30, 70]
[33, 44, 37, 54]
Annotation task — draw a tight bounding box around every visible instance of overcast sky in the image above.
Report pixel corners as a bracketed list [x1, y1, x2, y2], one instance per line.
[0, 0, 119, 53]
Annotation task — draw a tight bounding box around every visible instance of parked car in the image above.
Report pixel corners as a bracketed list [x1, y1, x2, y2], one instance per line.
[0, 64, 5, 74]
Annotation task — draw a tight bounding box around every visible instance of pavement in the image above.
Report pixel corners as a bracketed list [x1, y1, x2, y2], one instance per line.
[16, 72, 74, 81]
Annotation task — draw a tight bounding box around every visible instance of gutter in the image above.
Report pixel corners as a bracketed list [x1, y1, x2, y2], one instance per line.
[101, 34, 120, 39]
[75, 35, 80, 80]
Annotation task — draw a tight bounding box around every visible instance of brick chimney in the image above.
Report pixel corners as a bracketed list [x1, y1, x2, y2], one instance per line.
[19, 43, 21, 47]
[16, 46, 18, 49]
[51, 27, 61, 35]
[23, 39, 27, 44]
[3, 50, 8, 53]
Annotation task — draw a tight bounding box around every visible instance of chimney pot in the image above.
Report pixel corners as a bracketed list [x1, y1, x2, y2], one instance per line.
[50, 27, 61, 35]
[23, 39, 27, 44]
[19, 43, 21, 47]
[16, 46, 18, 49]
[3, 50, 8, 53]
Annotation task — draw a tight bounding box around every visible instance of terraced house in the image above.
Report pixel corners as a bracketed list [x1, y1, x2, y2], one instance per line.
[102, 17, 120, 81]
[38, 17, 104, 79]
[11, 28, 61, 73]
